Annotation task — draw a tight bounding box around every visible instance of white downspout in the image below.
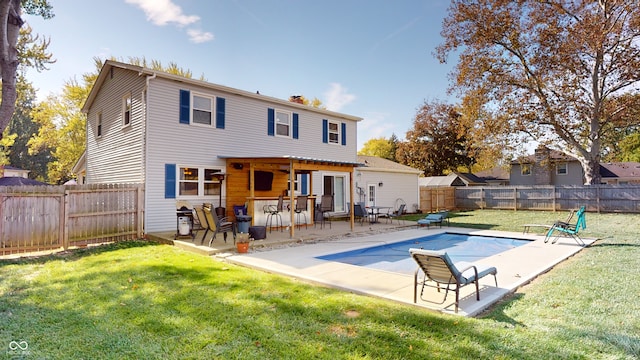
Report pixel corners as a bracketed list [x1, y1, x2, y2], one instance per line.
[143, 72, 157, 235]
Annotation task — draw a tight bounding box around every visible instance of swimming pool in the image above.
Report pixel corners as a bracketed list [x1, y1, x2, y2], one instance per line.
[316, 232, 530, 275]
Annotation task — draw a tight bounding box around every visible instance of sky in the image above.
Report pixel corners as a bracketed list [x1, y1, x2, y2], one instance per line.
[24, 0, 456, 151]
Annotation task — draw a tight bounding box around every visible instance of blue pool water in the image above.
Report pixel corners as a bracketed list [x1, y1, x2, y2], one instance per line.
[316, 232, 530, 275]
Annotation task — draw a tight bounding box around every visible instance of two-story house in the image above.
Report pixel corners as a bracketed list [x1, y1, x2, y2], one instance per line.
[510, 146, 640, 185]
[81, 60, 362, 234]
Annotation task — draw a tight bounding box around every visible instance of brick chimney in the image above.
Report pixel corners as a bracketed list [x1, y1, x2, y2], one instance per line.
[533, 146, 552, 185]
[289, 95, 304, 104]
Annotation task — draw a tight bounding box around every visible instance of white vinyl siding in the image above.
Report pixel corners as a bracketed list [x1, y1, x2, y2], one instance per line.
[85, 68, 146, 184]
[88, 69, 359, 233]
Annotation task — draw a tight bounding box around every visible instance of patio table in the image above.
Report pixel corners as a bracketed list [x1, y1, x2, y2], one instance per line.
[366, 206, 392, 223]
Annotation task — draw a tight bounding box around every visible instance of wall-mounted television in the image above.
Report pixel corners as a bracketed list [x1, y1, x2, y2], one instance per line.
[250, 171, 273, 191]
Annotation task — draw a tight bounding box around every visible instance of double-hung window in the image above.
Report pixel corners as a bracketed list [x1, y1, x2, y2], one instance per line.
[123, 93, 132, 127]
[192, 94, 213, 126]
[556, 163, 568, 175]
[328, 121, 340, 144]
[276, 110, 291, 137]
[97, 112, 103, 137]
[179, 167, 199, 196]
[521, 164, 532, 176]
[204, 169, 223, 196]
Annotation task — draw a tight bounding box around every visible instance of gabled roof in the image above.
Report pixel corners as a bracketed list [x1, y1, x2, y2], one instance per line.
[512, 149, 576, 164]
[356, 155, 422, 174]
[474, 167, 510, 182]
[82, 60, 363, 123]
[454, 172, 487, 185]
[599, 162, 640, 179]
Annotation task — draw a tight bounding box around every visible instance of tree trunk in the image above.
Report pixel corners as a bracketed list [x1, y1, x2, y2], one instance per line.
[582, 156, 601, 185]
[0, 0, 23, 138]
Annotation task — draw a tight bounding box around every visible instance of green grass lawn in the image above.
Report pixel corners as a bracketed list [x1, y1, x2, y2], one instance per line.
[1, 210, 639, 359]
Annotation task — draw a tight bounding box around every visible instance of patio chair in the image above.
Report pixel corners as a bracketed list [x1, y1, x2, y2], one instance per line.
[544, 206, 586, 246]
[417, 210, 448, 228]
[387, 203, 406, 225]
[409, 248, 498, 313]
[202, 204, 236, 246]
[353, 203, 367, 226]
[294, 195, 309, 229]
[194, 205, 211, 241]
[263, 195, 284, 233]
[318, 194, 334, 229]
[522, 208, 575, 234]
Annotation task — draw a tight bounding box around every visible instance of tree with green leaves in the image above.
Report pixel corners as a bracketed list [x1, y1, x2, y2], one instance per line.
[437, 0, 640, 184]
[1, 74, 50, 179]
[358, 135, 399, 161]
[396, 100, 475, 176]
[618, 133, 640, 162]
[0, 0, 53, 137]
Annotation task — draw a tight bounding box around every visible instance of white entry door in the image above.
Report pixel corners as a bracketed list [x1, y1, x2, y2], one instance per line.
[367, 184, 376, 207]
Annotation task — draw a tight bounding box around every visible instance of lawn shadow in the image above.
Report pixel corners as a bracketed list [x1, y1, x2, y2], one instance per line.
[0, 240, 160, 267]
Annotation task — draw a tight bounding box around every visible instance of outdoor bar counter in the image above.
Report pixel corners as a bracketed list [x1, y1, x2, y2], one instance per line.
[246, 196, 316, 228]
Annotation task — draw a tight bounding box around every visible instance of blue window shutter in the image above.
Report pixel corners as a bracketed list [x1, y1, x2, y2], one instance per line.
[341, 122, 347, 146]
[301, 174, 308, 194]
[216, 97, 225, 129]
[267, 108, 275, 136]
[292, 113, 299, 139]
[179, 90, 190, 124]
[322, 119, 328, 143]
[165, 164, 176, 199]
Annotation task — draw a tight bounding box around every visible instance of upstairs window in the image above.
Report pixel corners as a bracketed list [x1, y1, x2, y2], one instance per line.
[123, 93, 132, 127]
[97, 112, 102, 137]
[276, 110, 291, 137]
[556, 163, 568, 175]
[192, 94, 213, 126]
[322, 119, 346, 145]
[328, 121, 340, 144]
[521, 164, 532, 176]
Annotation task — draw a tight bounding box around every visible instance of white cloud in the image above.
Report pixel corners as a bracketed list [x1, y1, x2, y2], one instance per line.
[357, 111, 395, 149]
[323, 83, 356, 112]
[187, 29, 214, 43]
[125, 0, 199, 26]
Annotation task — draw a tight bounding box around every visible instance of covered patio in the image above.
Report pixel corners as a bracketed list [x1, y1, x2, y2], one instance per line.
[218, 155, 361, 239]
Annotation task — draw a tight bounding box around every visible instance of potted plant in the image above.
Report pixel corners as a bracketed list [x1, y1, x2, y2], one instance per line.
[236, 233, 250, 253]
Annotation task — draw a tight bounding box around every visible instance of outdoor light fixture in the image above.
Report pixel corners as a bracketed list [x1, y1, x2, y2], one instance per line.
[378, 182, 384, 187]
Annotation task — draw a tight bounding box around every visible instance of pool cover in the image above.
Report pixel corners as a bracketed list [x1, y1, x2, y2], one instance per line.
[316, 232, 529, 275]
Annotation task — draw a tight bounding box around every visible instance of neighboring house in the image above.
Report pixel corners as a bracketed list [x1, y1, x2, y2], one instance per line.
[599, 162, 640, 184]
[510, 146, 582, 185]
[71, 152, 86, 185]
[80, 60, 362, 234]
[473, 167, 510, 185]
[419, 172, 486, 187]
[355, 155, 421, 213]
[510, 146, 640, 185]
[0, 165, 29, 178]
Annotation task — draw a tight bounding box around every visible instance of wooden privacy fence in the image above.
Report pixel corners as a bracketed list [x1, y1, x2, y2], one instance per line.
[1, 183, 144, 256]
[419, 187, 456, 213]
[454, 185, 640, 213]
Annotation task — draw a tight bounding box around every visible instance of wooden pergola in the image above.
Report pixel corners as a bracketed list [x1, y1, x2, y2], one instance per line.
[220, 155, 360, 238]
